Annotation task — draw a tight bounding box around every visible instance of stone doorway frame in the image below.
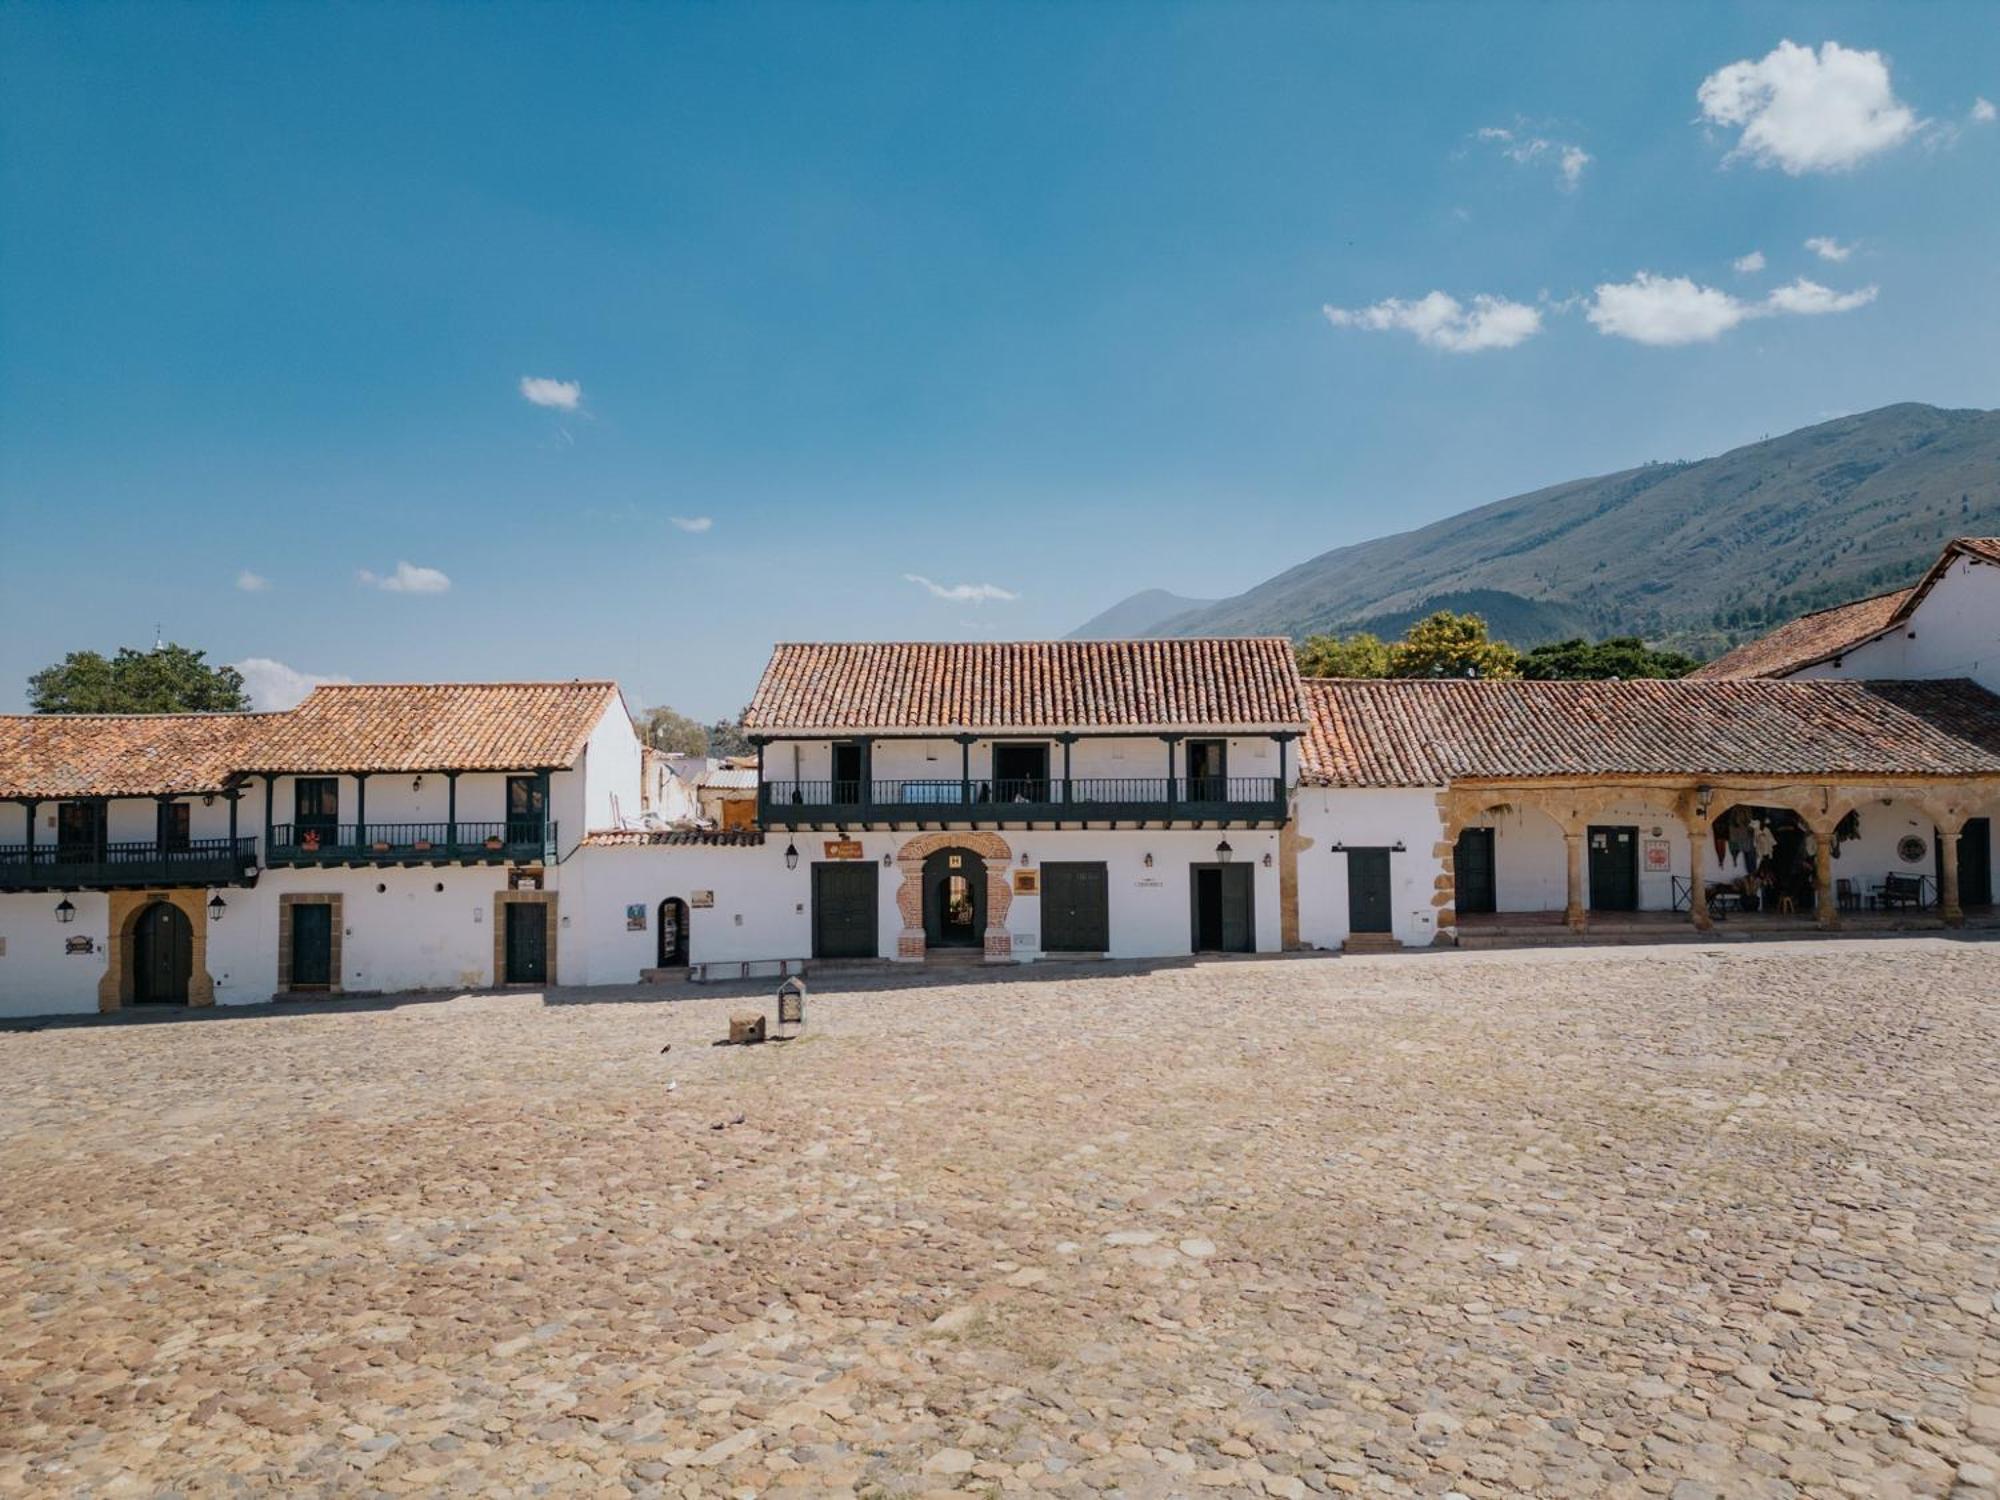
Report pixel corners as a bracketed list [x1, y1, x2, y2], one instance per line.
[276, 892, 345, 996]
[492, 889, 559, 985]
[98, 889, 215, 1012]
[893, 830, 1013, 962]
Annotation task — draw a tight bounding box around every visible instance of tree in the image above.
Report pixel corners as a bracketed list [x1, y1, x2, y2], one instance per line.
[639, 704, 710, 755]
[1296, 631, 1392, 678]
[705, 711, 753, 758]
[29, 644, 249, 714]
[1387, 611, 1523, 680]
[1519, 637, 1700, 681]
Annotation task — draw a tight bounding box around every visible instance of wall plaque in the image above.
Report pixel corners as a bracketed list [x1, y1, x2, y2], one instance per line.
[1642, 838, 1670, 872]
[1012, 869, 1040, 894]
[823, 839, 865, 860]
[625, 903, 647, 931]
[65, 935, 95, 956]
[691, 889, 716, 909]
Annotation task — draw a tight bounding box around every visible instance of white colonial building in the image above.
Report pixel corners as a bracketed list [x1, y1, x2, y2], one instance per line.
[5, 535, 2000, 1019]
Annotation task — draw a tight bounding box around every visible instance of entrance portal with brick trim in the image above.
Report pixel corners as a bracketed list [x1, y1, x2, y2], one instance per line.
[893, 830, 1013, 962]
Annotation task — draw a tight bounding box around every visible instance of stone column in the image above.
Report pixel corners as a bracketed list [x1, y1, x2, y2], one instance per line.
[894, 852, 926, 962]
[1812, 823, 1839, 931]
[1938, 828, 1963, 927]
[1684, 818, 1711, 932]
[1563, 830, 1587, 932]
[982, 856, 1013, 962]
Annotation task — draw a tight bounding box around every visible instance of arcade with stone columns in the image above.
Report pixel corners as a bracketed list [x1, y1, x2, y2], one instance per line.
[1437, 775, 2000, 935]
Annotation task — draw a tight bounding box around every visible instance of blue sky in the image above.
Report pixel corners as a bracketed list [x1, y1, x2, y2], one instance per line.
[3, 3, 1996, 718]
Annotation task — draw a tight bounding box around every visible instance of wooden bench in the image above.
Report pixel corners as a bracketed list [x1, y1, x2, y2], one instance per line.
[1879, 873, 1928, 911]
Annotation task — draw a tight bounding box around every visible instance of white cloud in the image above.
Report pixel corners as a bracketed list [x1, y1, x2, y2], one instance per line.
[904, 573, 1019, 603]
[1586, 270, 1878, 345]
[1975, 97, 1997, 124]
[1322, 291, 1543, 353]
[519, 376, 582, 410]
[1764, 277, 1879, 315]
[1733, 250, 1767, 274]
[233, 658, 351, 711]
[1804, 234, 1854, 262]
[1587, 273, 1753, 345]
[1697, 40, 1920, 174]
[235, 570, 272, 593]
[669, 515, 713, 533]
[358, 561, 452, 594]
[1475, 125, 1593, 189]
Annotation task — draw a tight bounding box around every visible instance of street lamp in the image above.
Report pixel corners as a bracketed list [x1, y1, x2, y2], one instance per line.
[1215, 839, 1233, 865]
[55, 898, 75, 924]
[208, 894, 227, 922]
[784, 842, 800, 870]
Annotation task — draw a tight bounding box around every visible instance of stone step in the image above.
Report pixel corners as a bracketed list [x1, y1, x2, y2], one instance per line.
[1341, 933, 1404, 954]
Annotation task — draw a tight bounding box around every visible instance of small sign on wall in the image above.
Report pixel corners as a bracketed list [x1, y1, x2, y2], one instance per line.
[625, 903, 647, 931]
[691, 890, 716, 909]
[1012, 869, 1039, 894]
[823, 840, 865, 860]
[65, 935, 95, 956]
[1642, 839, 1671, 872]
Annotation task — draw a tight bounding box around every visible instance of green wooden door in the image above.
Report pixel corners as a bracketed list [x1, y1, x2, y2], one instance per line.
[133, 901, 192, 1004]
[812, 863, 878, 958]
[1041, 862, 1109, 952]
[291, 903, 333, 988]
[504, 902, 548, 983]
[1588, 826, 1639, 911]
[1346, 848, 1393, 933]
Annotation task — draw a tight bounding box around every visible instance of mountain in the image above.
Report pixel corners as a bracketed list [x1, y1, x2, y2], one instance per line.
[1069, 588, 1217, 639]
[1140, 403, 2000, 658]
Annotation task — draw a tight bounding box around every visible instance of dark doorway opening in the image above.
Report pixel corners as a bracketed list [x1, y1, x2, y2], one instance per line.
[1346, 848, 1394, 933]
[1454, 827, 1496, 914]
[812, 862, 878, 958]
[657, 897, 690, 967]
[1185, 739, 1227, 802]
[990, 743, 1050, 803]
[1587, 825, 1639, 912]
[924, 848, 985, 947]
[1041, 862, 1109, 953]
[1189, 863, 1254, 952]
[58, 800, 105, 860]
[504, 902, 549, 984]
[133, 900, 192, 1004]
[290, 903, 333, 989]
[830, 743, 868, 806]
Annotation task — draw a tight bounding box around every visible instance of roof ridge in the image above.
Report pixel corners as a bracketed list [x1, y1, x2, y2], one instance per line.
[306, 679, 617, 689]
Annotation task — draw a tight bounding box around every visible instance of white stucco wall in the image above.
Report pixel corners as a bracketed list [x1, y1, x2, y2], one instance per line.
[1292, 788, 1447, 948]
[766, 735, 1291, 790]
[1788, 555, 2000, 691]
[0, 891, 113, 1017]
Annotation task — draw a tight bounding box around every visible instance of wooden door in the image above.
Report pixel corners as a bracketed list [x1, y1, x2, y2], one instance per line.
[1454, 827, 1496, 914]
[812, 863, 878, 958]
[290, 903, 333, 988]
[133, 901, 192, 1004]
[1190, 864, 1253, 952]
[1588, 825, 1639, 911]
[1346, 848, 1393, 933]
[1041, 862, 1109, 952]
[830, 744, 867, 806]
[1185, 739, 1227, 802]
[1944, 818, 1994, 908]
[504, 902, 548, 983]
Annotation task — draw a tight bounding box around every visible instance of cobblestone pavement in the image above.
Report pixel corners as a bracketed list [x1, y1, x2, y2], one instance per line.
[3, 939, 1998, 1499]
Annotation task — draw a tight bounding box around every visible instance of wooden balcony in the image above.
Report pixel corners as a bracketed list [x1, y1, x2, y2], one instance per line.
[265, 820, 556, 867]
[0, 837, 261, 892]
[759, 776, 1288, 830]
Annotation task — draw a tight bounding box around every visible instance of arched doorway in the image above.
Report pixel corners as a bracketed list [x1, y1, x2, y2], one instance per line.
[657, 897, 689, 968]
[923, 847, 986, 948]
[133, 900, 192, 1004]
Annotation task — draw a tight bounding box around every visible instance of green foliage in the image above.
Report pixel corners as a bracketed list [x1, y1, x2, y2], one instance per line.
[29, 644, 249, 714]
[639, 704, 710, 755]
[705, 712, 754, 758]
[1387, 611, 1523, 680]
[1295, 631, 1392, 678]
[1519, 637, 1700, 680]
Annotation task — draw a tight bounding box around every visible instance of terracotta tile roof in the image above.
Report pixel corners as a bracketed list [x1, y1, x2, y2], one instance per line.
[244, 682, 623, 773]
[579, 828, 766, 847]
[1299, 677, 2000, 787]
[0, 713, 276, 799]
[745, 640, 1307, 734]
[1689, 589, 1911, 680]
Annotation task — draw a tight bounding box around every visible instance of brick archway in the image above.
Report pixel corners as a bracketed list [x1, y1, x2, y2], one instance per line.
[894, 831, 1013, 962]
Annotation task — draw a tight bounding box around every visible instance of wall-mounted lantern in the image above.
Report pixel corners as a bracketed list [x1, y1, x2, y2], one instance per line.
[1215, 839, 1233, 865]
[55, 898, 76, 925]
[208, 894, 227, 922]
[784, 841, 800, 870]
[1262, 851, 1274, 868]
[881, 852, 893, 867]
[1143, 852, 1154, 868]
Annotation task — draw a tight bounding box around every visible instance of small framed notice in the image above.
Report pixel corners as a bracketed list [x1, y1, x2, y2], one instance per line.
[691, 890, 716, 909]
[625, 903, 647, 931]
[823, 839, 865, 860]
[1642, 838, 1671, 872]
[1011, 869, 1040, 894]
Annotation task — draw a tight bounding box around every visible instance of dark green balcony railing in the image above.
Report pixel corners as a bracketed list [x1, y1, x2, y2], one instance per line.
[760, 776, 1286, 827]
[266, 820, 556, 865]
[0, 837, 260, 892]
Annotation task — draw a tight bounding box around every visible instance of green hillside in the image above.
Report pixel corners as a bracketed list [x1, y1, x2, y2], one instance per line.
[1144, 403, 2000, 657]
